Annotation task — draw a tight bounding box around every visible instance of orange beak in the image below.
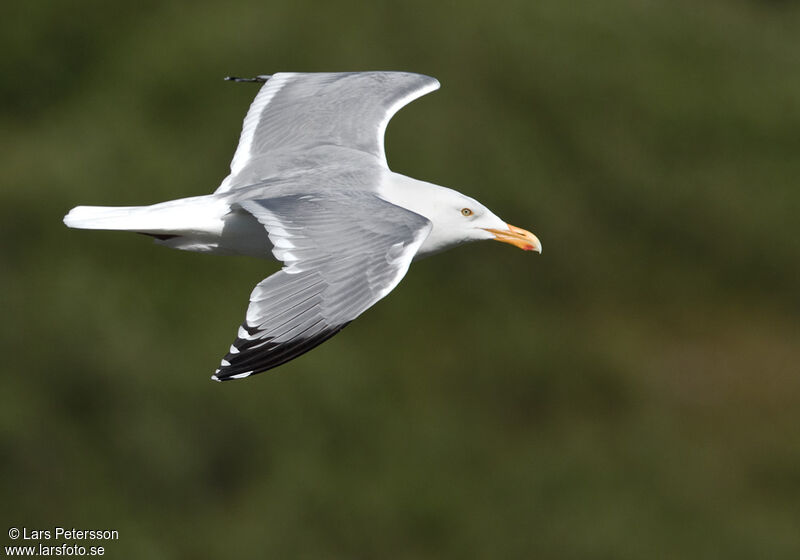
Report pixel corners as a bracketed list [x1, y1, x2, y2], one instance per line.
[484, 224, 542, 253]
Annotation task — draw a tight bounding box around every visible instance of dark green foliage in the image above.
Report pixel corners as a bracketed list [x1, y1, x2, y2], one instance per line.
[2, 0, 799, 557]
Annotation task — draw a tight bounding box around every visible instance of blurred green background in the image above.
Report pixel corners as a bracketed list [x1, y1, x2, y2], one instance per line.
[2, 0, 799, 557]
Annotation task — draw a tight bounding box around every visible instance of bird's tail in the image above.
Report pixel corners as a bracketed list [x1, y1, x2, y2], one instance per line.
[63, 205, 166, 232]
[63, 196, 227, 235]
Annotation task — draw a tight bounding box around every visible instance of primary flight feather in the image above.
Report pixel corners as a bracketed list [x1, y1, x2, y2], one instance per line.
[63, 71, 541, 381]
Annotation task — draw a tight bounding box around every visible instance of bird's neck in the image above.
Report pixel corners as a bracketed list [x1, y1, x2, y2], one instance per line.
[376, 172, 461, 258]
[376, 172, 447, 219]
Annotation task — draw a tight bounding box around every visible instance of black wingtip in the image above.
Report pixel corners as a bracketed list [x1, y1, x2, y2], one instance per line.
[224, 75, 270, 83]
[214, 322, 352, 380]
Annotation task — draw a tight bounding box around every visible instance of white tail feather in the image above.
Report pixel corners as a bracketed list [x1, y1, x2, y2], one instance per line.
[64, 205, 157, 231]
[63, 196, 228, 234]
[63, 196, 274, 257]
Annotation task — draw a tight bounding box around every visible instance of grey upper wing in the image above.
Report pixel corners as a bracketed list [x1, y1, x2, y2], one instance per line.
[216, 72, 440, 193]
[212, 191, 432, 380]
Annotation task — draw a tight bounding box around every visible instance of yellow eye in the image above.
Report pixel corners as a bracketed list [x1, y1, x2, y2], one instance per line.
[461, 208, 473, 217]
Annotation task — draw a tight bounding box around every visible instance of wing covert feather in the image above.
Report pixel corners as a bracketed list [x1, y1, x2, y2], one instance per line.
[216, 72, 439, 192]
[212, 192, 431, 380]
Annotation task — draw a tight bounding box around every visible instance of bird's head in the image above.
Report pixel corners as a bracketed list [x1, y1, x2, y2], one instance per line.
[414, 186, 542, 256]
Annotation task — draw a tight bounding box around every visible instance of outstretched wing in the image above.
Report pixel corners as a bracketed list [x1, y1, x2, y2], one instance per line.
[216, 71, 440, 193]
[212, 192, 432, 380]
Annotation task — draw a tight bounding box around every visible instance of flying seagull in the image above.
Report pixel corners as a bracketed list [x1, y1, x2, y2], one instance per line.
[64, 71, 541, 381]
